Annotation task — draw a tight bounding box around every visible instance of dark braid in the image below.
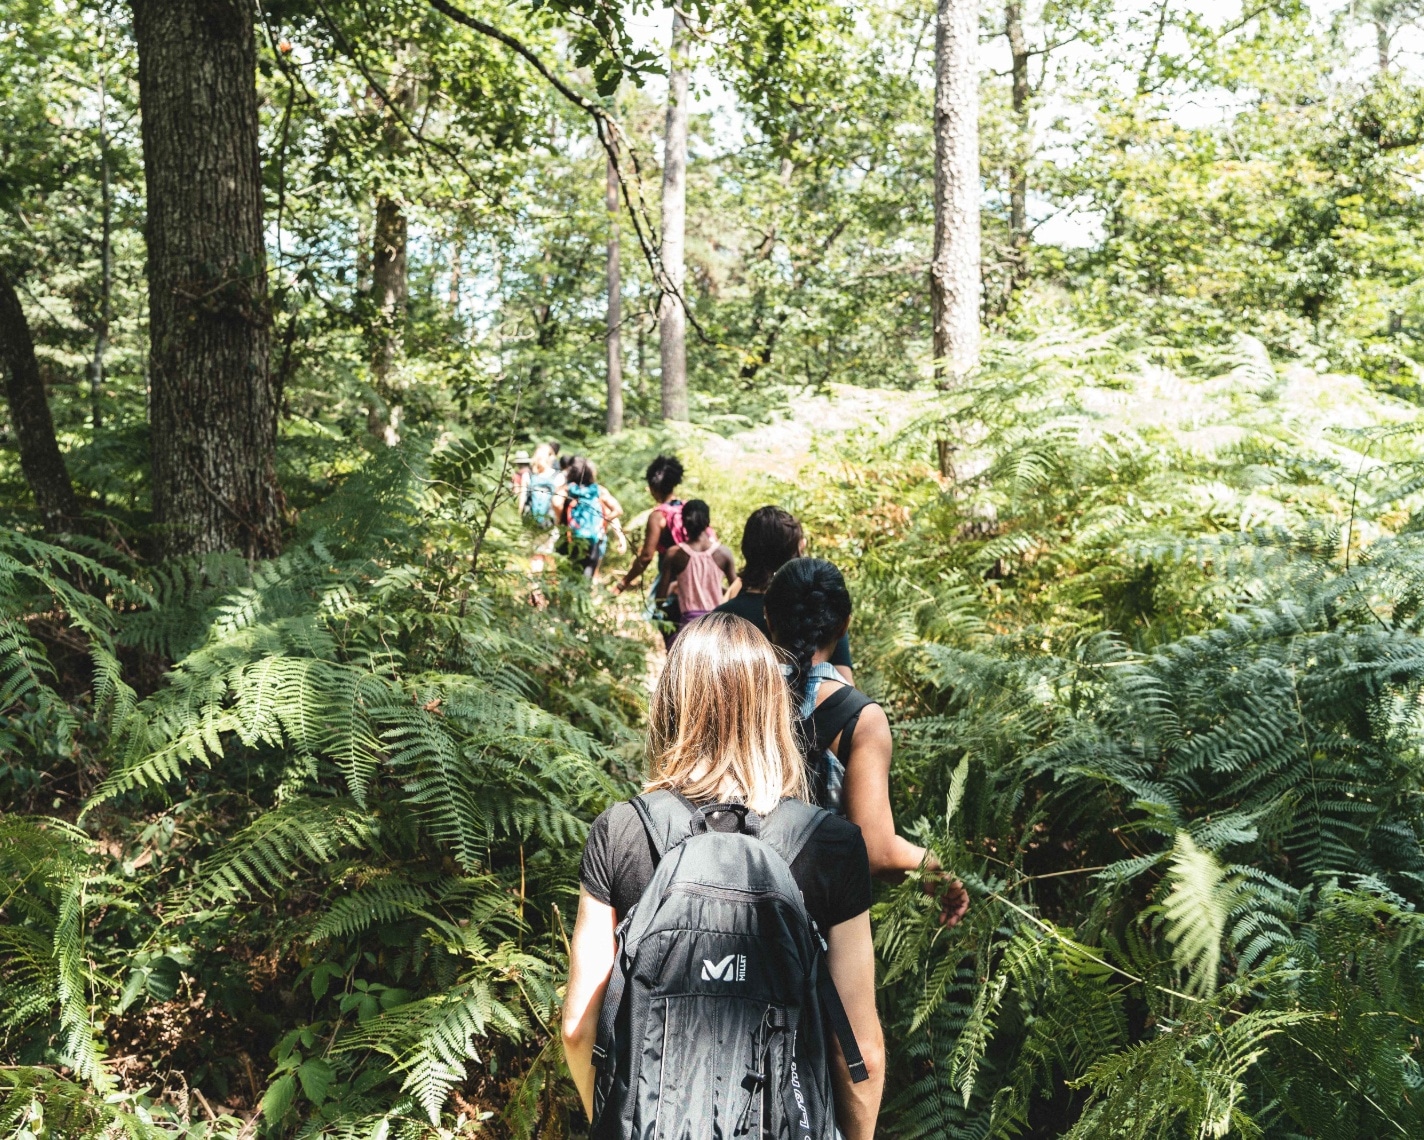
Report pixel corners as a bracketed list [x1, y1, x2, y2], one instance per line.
[682, 499, 711, 541]
[763, 558, 852, 704]
[739, 506, 804, 593]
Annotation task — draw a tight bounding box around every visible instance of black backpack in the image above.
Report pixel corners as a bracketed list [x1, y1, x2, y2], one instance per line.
[800, 686, 876, 813]
[590, 791, 868, 1140]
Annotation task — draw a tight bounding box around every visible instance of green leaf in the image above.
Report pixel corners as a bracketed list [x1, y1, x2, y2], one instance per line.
[262, 1073, 296, 1123]
[1162, 832, 1239, 998]
[297, 1057, 335, 1105]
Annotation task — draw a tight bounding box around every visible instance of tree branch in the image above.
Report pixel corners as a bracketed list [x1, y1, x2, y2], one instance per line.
[425, 0, 717, 344]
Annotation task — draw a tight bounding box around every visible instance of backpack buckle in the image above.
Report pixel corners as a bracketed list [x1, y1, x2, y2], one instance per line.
[687, 802, 761, 837]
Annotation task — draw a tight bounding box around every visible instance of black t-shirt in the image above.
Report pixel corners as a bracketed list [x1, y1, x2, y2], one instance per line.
[580, 799, 873, 932]
[714, 592, 853, 669]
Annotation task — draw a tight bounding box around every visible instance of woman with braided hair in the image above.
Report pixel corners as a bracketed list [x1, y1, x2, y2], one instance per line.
[765, 559, 969, 923]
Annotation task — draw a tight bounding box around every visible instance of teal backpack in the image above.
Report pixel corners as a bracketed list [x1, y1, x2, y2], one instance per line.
[525, 470, 558, 525]
[566, 484, 607, 545]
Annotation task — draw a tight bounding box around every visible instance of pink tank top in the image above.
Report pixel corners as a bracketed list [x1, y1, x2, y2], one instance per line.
[674, 543, 725, 614]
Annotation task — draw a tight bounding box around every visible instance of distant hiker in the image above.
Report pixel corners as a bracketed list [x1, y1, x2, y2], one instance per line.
[765, 558, 970, 923]
[662, 499, 737, 642]
[611, 454, 691, 644]
[716, 505, 854, 684]
[524, 443, 562, 585]
[555, 456, 623, 579]
[562, 612, 885, 1139]
[511, 449, 533, 507]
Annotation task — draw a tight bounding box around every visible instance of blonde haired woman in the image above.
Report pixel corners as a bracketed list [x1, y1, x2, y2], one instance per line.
[562, 612, 886, 1139]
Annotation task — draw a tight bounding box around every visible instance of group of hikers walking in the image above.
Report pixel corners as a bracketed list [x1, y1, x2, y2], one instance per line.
[512, 447, 969, 1137]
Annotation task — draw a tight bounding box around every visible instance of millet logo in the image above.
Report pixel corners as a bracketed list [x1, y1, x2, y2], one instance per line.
[700, 953, 747, 982]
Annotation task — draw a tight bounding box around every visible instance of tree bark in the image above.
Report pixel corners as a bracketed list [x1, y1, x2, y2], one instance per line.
[367, 70, 415, 446]
[931, 0, 982, 382]
[132, 0, 281, 559]
[369, 189, 407, 445]
[91, 38, 112, 434]
[448, 239, 463, 310]
[1376, 20, 1391, 74]
[606, 152, 624, 434]
[659, 10, 690, 422]
[1006, 0, 1030, 292]
[0, 265, 81, 529]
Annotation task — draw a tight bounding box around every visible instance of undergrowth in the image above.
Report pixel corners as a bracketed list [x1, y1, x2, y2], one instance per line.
[6, 331, 1424, 1137]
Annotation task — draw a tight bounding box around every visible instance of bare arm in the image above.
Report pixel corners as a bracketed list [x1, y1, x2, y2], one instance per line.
[659, 547, 688, 599]
[827, 912, 885, 1140]
[599, 488, 623, 521]
[613, 509, 664, 594]
[561, 888, 617, 1123]
[715, 545, 739, 591]
[839, 704, 935, 880]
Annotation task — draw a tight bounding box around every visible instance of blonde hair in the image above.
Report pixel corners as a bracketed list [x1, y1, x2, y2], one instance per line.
[646, 612, 808, 813]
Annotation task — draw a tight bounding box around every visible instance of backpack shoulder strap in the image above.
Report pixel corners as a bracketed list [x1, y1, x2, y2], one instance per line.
[759, 798, 871, 1085]
[630, 790, 697, 863]
[807, 685, 876, 753]
[759, 798, 832, 869]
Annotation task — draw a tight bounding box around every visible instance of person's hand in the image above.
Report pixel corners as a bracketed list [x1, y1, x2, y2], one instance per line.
[610, 581, 625, 597]
[921, 869, 970, 928]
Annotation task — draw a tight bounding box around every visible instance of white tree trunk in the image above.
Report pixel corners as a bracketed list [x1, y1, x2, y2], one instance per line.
[606, 151, 624, 433]
[659, 10, 690, 421]
[931, 0, 981, 381]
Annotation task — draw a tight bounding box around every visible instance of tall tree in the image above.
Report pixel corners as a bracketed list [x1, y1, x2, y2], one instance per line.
[90, 28, 112, 433]
[131, 0, 281, 558]
[1005, 0, 1030, 292]
[660, 10, 690, 422]
[606, 151, 624, 433]
[931, 0, 982, 380]
[0, 265, 81, 529]
[368, 57, 417, 447]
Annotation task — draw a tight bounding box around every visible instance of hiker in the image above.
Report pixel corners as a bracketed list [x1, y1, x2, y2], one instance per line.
[555, 456, 623, 579]
[610, 455, 690, 644]
[661, 499, 737, 642]
[562, 612, 885, 1139]
[510, 449, 532, 507]
[523, 442, 562, 582]
[765, 558, 970, 923]
[716, 505, 854, 684]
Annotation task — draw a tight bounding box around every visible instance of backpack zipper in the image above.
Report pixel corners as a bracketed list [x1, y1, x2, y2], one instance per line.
[672, 881, 803, 910]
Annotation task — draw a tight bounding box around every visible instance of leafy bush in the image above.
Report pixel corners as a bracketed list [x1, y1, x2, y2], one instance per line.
[7, 332, 1424, 1138]
[800, 333, 1424, 1137]
[1, 439, 644, 1138]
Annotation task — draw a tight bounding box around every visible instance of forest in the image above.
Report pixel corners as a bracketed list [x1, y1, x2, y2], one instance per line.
[4, 0, 1424, 1136]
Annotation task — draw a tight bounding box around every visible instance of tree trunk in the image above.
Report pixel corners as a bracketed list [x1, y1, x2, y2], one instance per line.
[0, 265, 81, 529]
[91, 40, 112, 434]
[659, 11, 690, 422]
[1006, 0, 1029, 293]
[606, 152, 624, 434]
[367, 73, 414, 446]
[369, 189, 407, 445]
[132, 0, 281, 559]
[1376, 20, 1391, 74]
[931, 0, 982, 382]
[448, 239, 463, 311]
